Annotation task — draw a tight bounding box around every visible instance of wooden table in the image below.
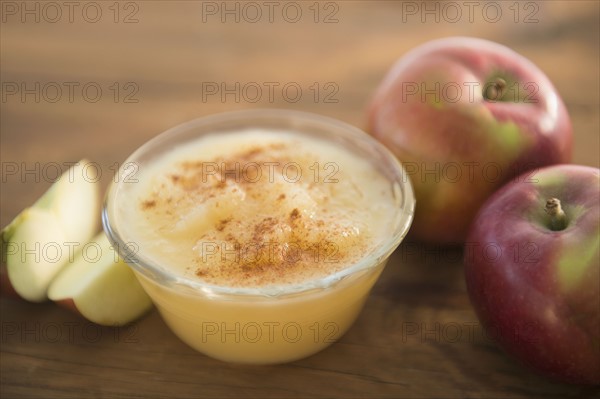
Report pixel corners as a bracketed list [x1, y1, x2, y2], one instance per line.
[1, 1, 599, 397]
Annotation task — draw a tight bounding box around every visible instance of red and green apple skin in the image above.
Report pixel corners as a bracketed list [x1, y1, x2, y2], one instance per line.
[464, 164, 599, 384]
[367, 37, 572, 243]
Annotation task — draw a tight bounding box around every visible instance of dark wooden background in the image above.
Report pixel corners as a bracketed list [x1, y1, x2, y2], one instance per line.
[1, 1, 599, 398]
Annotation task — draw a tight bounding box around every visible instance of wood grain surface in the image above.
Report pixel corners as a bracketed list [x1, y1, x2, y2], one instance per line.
[1, 1, 599, 398]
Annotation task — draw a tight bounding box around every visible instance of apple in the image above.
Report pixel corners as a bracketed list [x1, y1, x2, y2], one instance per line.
[1, 160, 99, 301]
[1, 209, 68, 301]
[48, 233, 153, 326]
[464, 164, 599, 384]
[367, 37, 572, 243]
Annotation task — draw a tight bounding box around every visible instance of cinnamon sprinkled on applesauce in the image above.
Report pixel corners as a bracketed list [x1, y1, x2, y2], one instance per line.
[129, 130, 397, 288]
[141, 200, 156, 209]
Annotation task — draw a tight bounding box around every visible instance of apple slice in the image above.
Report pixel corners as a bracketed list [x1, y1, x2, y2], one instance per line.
[31, 160, 99, 243]
[2, 209, 68, 302]
[48, 233, 153, 326]
[1, 160, 99, 301]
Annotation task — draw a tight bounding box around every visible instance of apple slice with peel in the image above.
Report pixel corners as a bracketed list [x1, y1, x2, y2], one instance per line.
[1, 160, 99, 301]
[2, 209, 69, 301]
[48, 233, 153, 326]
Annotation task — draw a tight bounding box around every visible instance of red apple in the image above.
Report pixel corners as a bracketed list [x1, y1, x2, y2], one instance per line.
[464, 164, 599, 384]
[367, 37, 572, 243]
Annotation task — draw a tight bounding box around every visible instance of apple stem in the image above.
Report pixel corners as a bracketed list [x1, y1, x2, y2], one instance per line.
[545, 198, 567, 231]
[485, 77, 507, 101]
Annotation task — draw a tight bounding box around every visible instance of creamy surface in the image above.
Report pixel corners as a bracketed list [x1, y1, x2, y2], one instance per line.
[120, 129, 398, 288]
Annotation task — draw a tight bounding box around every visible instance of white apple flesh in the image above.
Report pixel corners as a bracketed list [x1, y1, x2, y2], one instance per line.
[48, 233, 152, 326]
[2, 160, 99, 302]
[3, 209, 68, 302]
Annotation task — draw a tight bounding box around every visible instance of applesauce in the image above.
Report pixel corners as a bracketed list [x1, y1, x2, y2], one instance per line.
[103, 110, 415, 364]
